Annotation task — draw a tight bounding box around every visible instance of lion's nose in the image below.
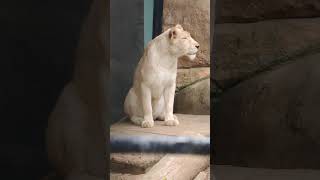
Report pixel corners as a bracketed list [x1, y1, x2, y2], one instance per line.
[195, 45, 200, 49]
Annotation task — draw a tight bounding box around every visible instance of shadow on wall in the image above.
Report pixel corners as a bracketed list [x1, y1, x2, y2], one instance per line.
[0, 0, 92, 178]
[110, 0, 144, 123]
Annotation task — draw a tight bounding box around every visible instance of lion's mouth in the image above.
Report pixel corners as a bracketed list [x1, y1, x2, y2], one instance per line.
[187, 52, 197, 55]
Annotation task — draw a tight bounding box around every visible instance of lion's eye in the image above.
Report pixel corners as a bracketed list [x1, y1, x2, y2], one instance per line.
[182, 37, 187, 39]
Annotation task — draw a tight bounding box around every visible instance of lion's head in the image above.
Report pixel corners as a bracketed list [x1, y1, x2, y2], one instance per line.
[168, 24, 200, 60]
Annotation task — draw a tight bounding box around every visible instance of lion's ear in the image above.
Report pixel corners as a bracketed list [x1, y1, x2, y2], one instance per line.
[175, 24, 183, 30]
[169, 28, 177, 39]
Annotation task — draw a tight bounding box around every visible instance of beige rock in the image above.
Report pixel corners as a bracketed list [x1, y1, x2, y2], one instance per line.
[214, 18, 320, 88]
[216, 0, 320, 23]
[176, 67, 210, 89]
[143, 154, 210, 180]
[194, 166, 210, 180]
[174, 78, 210, 115]
[110, 153, 164, 174]
[110, 173, 142, 180]
[163, 0, 210, 68]
[214, 54, 320, 168]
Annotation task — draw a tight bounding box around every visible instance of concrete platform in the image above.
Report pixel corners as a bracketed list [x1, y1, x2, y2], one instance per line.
[111, 114, 210, 137]
[110, 114, 210, 180]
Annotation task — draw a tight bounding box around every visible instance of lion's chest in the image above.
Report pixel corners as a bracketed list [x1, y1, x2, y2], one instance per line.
[146, 69, 176, 98]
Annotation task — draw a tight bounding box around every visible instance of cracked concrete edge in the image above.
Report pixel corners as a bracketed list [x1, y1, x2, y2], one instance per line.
[110, 153, 165, 174]
[176, 76, 210, 93]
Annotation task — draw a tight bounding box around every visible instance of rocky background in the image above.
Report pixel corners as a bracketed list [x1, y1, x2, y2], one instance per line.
[162, 0, 210, 115]
[213, 0, 320, 169]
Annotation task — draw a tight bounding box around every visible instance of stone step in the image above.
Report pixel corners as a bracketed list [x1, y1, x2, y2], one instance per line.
[111, 154, 209, 180]
[110, 153, 164, 174]
[143, 154, 209, 180]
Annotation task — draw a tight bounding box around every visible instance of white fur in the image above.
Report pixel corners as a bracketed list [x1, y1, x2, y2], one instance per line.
[124, 24, 200, 128]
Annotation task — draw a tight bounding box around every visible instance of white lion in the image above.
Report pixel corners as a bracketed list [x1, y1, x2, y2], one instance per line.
[124, 24, 200, 128]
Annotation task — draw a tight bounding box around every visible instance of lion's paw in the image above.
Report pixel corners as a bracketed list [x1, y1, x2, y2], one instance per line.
[141, 120, 154, 128]
[164, 116, 179, 126]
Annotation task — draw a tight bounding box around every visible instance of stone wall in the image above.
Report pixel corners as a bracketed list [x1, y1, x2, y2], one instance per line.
[216, 0, 320, 23]
[213, 0, 320, 169]
[162, 0, 210, 115]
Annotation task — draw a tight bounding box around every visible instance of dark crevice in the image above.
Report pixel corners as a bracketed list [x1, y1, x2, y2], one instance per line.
[212, 79, 224, 92]
[175, 76, 210, 93]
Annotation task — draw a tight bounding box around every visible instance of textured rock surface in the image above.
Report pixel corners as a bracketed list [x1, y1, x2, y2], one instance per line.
[163, 0, 210, 68]
[174, 78, 210, 115]
[176, 67, 210, 89]
[216, 0, 320, 23]
[214, 54, 320, 168]
[214, 18, 320, 88]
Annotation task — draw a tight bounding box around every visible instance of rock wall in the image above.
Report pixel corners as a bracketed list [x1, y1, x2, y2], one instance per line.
[214, 18, 320, 88]
[215, 55, 320, 169]
[213, 0, 320, 169]
[162, 0, 211, 115]
[216, 0, 320, 23]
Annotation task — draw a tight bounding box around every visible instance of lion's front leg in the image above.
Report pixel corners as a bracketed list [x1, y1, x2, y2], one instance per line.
[163, 83, 179, 126]
[140, 83, 154, 128]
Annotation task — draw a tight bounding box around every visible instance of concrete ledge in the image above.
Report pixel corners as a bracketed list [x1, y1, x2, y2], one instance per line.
[111, 114, 210, 137]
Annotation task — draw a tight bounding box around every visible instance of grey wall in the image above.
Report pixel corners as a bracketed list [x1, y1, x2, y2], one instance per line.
[110, 0, 144, 122]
